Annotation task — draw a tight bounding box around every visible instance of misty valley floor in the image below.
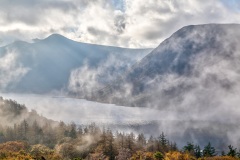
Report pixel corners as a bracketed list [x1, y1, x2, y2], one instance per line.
[0, 93, 167, 125]
[1, 93, 239, 150]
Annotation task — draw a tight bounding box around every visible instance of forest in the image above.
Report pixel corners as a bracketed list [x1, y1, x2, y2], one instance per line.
[0, 97, 239, 160]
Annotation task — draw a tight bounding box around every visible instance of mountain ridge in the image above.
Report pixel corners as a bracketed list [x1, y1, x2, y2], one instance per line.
[92, 23, 240, 108]
[0, 34, 152, 94]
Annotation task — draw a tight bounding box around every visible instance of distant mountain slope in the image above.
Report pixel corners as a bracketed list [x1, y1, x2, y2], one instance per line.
[94, 24, 240, 108]
[0, 34, 152, 94]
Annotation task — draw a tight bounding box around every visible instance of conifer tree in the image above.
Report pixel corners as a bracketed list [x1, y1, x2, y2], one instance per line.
[69, 122, 77, 139]
[147, 135, 155, 152]
[194, 145, 202, 158]
[203, 142, 216, 157]
[227, 145, 237, 157]
[183, 142, 194, 154]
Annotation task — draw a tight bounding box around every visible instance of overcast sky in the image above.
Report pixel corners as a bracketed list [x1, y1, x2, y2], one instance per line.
[0, 0, 240, 48]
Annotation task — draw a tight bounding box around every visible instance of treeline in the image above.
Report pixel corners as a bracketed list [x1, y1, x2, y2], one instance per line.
[0, 121, 240, 160]
[0, 97, 240, 159]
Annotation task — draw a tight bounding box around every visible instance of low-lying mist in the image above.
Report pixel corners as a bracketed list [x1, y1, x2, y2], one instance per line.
[1, 92, 238, 149]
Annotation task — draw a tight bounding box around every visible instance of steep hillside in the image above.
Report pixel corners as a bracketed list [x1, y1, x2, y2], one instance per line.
[94, 24, 240, 109]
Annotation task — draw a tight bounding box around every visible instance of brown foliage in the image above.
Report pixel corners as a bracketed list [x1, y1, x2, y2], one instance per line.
[0, 141, 29, 152]
[198, 156, 237, 160]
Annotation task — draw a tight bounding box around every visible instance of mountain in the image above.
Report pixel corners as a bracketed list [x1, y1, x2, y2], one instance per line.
[94, 24, 240, 108]
[0, 34, 152, 94]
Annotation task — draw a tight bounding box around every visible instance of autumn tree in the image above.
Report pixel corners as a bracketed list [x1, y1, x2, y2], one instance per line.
[154, 151, 164, 160]
[116, 148, 131, 160]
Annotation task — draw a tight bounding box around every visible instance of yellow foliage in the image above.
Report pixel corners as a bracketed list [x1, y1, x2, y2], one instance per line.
[30, 144, 62, 160]
[165, 151, 196, 160]
[0, 141, 62, 160]
[130, 151, 155, 160]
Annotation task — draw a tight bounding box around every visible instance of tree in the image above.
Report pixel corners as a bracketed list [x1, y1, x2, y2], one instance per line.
[29, 120, 43, 144]
[194, 145, 202, 158]
[125, 132, 135, 151]
[203, 142, 216, 157]
[227, 145, 237, 157]
[20, 120, 29, 140]
[69, 122, 77, 139]
[77, 126, 83, 136]
[116, 148, 131, 160]
[147, 135, 155, 152]
[100, 128, 107, 151]
[56, 121, 66, 140]
[137, 133, 146, 147]
[169, 142, 178, 151]
[159, 132, 167, 147]
[157, 132, 168, 152]
[183, 142, 194, 154]
[237, 149, 240, 158]
[58, 143, 79, 159]
[104, 130, 117, 160]
[154, 151, 164, 160]
[221, 151, 226, 156]
[116, 132, 125, 149]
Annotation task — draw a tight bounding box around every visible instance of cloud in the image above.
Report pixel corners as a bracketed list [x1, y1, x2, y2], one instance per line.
[0, 49, 30, 90]
[0, 0, 240, 48]
[67, 54, 136, 97]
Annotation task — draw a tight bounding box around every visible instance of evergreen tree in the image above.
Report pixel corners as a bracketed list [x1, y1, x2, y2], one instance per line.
[158, 132, 168, 152]
[159, 132, 167, 147]
[56, 121, 66, 140]
[119, 133, 124, 149]
[221, 151, 226, 156]
[19, 120, 28, 140]
[69, 122, 77, 139]
[104, 130, 117, 160]
[147, 135, 155, 152]
[227, 145, 237, 157]
[100, 128, 107, 149]
[137, 133, 146, 147]
[194, 145, 202, 158]
[203, 142, 216, 157]
[183, 142, 194, 154]
[29, 120, 42, 144]
[236, 149, 240, 158]
[170, 142, 177, 151]
[125, 132, 135, 151]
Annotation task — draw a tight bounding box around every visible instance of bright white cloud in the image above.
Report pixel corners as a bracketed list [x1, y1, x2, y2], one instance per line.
[0, 0, 240, 48]
[0, 49, 30, 89]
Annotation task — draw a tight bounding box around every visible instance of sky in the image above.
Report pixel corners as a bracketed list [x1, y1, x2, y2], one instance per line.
[0, 0, 240, 48]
